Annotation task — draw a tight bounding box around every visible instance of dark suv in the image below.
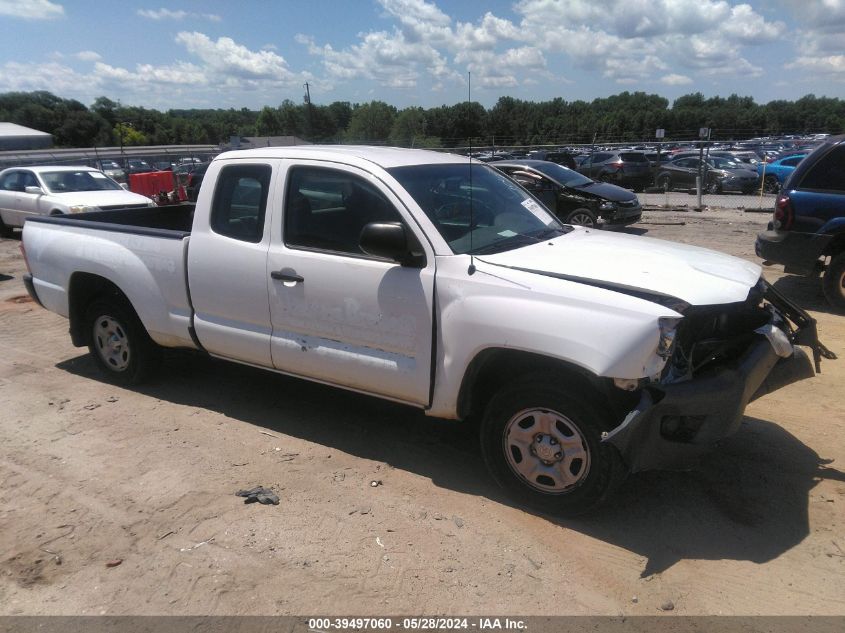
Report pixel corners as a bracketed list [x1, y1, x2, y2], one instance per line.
[755, 135, 845, 311]
[576, 151, 651, 191]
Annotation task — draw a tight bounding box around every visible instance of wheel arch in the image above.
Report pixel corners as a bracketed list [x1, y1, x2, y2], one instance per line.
[456, 348, 627, 424]
[823, 230, 845, 258]
[68, 272, 137, 347]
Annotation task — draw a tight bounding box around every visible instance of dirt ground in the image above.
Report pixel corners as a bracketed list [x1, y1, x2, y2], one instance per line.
[1, 205, 843, 617]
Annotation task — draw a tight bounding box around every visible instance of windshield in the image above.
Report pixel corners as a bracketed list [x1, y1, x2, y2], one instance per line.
[710, 157, 743, 169]
[40, 170, 123, 193]
[388, 163, 566, 255]
[525, 161, 594, 187]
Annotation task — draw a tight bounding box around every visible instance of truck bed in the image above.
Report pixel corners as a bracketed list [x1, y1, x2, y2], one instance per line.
[25, 203, 195, 238]
[22, 203, 197, 350]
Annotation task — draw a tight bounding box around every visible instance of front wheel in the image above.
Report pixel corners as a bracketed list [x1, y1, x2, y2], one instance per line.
[656, 174, 672, 191]
[85, 298, 161, 384]
[706, 179, 722, 194]
[563, 208, 597, 228]
[480, 376, 625, 516]
[823, 252, 845, 313]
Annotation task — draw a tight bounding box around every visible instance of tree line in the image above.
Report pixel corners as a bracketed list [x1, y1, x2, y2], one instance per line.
[1, 90, 843, 150]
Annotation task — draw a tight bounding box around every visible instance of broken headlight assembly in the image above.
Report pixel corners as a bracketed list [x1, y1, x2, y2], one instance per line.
[657, 316, 681, 359]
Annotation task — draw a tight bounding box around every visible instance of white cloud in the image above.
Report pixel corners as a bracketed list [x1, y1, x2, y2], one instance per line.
[0, 61, 91, 94]
[137, 8, 187, 20]
[721, 4, 785, 43]
[75, 50, 101, 62]
[801, 0, 845, 29]
[511, 0, 781, 84]
[661, 73, 693, 85]
[175, 31, 297, 81]
[0, 0, 63, 19]
[94, 61, 207, 86]
[137, 8, 220, 22]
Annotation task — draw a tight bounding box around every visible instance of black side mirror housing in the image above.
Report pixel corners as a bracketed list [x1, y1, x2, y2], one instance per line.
[359, 222, 425, 268]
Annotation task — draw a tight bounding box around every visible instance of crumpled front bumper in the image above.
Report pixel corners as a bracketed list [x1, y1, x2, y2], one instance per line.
[602, 282, 829, 473]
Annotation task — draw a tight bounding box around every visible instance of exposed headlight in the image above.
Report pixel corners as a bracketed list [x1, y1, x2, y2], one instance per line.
[599, 201, 617, 211]
[657, 317, 681, 359]
[68, 205, 95, 214]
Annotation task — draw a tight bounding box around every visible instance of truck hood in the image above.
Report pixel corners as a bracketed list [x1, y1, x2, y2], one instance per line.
[478, 228, 761, 307]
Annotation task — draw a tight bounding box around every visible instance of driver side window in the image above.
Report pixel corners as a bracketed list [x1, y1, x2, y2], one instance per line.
[284, 167, 403, 256]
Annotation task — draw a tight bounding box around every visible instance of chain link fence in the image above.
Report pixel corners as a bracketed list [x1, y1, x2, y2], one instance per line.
[638, 188, 776, 214]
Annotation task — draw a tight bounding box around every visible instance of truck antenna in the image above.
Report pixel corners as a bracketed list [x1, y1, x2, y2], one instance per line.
[468, 71, 476, 275]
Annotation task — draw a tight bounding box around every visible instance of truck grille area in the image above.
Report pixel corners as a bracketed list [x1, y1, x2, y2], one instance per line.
[664, 281, 773, 383]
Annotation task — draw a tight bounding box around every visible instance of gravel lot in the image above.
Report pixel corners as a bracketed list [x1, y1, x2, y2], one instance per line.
[1, 204, 843, 616]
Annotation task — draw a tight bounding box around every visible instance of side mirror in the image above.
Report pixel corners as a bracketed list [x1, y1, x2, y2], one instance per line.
[359, 222, 425, 268]
[25, 186, 44, 195]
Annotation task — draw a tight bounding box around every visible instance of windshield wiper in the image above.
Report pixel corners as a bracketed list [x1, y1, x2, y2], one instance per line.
[468, 227, 568, 255]
[468, 233, 541, 255]
[532, 226, 570, 239]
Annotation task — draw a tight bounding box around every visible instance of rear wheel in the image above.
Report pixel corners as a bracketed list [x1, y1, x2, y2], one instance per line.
[656, 174, 672, 191]
[480, 375, 625, 516]
[85, 298, 161, 384]
[0, 216, 13, 238]
[564, 208, 597, 228]
[823, 252, 845, 313]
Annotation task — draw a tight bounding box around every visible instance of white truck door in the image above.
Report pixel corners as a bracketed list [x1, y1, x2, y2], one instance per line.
[267, 162, 435, 406]
[188, 161, 276, 367]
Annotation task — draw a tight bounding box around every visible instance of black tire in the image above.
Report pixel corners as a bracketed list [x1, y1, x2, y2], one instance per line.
[763, 175, 780, 194]
[0, 216, 13, 238]
[563, 208, 597, 228]
[656, 174, 672, 191]
[479, 375, 626, 516]
[823, 251, 845, 313]
[84, 298, 161, 384]
[706, 178, 722, 194]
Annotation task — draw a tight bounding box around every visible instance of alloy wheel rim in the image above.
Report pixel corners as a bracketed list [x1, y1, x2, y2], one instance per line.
[569, 213, 595, 227]
[503, 407, 591, 493]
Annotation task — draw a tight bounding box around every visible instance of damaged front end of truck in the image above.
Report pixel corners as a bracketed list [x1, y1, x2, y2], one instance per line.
[604, 279, 836, 472]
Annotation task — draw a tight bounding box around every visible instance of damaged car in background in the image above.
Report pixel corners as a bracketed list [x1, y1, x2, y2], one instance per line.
[20, 146, 834, 516]
[494, 159, 642, 227]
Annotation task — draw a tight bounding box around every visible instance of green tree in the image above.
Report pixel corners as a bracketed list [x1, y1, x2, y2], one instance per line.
[345, 101, 397, 142]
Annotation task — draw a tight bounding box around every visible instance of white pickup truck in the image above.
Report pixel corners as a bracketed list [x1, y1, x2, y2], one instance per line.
[21, 146, 828, 515]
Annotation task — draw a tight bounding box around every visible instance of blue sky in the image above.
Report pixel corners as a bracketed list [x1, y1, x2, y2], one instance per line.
[0, 0, 843, 111]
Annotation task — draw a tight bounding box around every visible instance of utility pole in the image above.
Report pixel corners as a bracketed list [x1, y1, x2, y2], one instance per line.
[303, 82, 314, 140]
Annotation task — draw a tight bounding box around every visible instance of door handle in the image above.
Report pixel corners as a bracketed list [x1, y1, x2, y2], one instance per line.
[270, 270, 304, 283]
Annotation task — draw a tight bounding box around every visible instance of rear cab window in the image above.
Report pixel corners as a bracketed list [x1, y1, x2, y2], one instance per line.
[209, 164, 271, 243]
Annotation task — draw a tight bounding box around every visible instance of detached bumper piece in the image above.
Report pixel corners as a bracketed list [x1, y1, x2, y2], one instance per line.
[604, 280, 833, 473]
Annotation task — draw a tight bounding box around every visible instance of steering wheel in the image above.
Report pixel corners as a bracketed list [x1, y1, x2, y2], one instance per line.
[434, 200, 495, 225]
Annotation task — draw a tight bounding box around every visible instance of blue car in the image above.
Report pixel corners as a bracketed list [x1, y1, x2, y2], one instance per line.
[758, 154, 806, 193]
[755, 137, 845, 311]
